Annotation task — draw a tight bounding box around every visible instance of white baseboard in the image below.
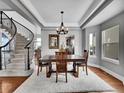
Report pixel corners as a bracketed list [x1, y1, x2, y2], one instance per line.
[88, 63, 124, 85]
[88, 63, 100, 68]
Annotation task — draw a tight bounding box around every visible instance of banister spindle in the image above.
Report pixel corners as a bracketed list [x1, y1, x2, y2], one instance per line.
[0, 48, 2, 70]
[0, 11, 3, 25]
[27, 47, 30, 70]
[11, 18, 13, 29]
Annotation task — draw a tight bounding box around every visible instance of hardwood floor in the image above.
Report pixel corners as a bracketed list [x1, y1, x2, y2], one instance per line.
[0, 67, 123, 93]
[89, 67, 124, 93]
[0, 77, 28, 93]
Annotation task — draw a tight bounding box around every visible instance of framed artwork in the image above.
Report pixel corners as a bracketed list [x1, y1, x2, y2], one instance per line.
[66, 35, 75, 54]
[49, 34, 59, 49]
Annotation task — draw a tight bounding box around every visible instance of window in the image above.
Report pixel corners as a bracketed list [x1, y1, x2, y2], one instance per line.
[89, 33, 96, 56]
[2, 33, 10, 51]
[102, 25, 119, 62]
[35, 38, 41, 49]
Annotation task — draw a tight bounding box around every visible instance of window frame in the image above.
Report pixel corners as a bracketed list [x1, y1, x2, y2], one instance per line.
[101, 25, 119, 64]
[89, 32, 96, 57]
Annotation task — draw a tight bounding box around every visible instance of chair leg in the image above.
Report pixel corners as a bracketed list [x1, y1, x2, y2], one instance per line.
[56, 72, 58, 83]
[82, 65, 84, 71]
[37, 65, 39, 76]
[77, 66, 79, 77]
[40, 66, 42, 72]
[86, 63, 88, 75]
[46, 66, 48, 77]
[66, 72, 67, 83]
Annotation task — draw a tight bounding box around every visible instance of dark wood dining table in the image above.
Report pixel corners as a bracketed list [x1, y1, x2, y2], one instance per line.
[40, 55, 85, 77]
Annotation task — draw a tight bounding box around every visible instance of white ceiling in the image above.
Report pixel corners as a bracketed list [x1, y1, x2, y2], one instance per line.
[29, 0, 94, 26]
[20, 0, 96, 27]
[0, 0, 124, 28]
[0, 0, 12, 10]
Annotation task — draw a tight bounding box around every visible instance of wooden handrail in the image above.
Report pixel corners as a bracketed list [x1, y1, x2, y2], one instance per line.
[0, 11, 17, 70]
[12, 19, 34, 49]
[0, 12, 17, 48]
[12, 19, 34, 70]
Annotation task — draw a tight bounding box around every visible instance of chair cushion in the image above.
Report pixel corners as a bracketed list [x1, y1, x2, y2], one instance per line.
[76, 62, 85, 66]
[39, 62, 49, 66]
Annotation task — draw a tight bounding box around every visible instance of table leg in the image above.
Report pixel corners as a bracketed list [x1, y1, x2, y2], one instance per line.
[47, 62, 52, 78]
[73, 62, 78, 77]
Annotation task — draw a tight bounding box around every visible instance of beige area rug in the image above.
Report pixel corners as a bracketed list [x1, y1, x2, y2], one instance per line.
[14, 65, 115, 93]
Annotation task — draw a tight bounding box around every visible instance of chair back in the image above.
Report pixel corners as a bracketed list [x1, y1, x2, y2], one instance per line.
[83, 50, 89, 63]
[55, 51, 68, 55]
[34, 48, 41, 65]
[55, 52, 67, 73]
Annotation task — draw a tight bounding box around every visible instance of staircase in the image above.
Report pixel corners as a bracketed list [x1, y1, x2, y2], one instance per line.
[6, 34, 27, 71]
[0, 11, 34, 76]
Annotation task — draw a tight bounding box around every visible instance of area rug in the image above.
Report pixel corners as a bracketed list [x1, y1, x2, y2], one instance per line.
[14, 66, 115, 93]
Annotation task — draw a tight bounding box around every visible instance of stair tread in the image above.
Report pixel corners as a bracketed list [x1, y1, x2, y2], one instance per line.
[11, 57, 25, 60]
[8, 62, 25, 64]
[2, 30, 32, 72]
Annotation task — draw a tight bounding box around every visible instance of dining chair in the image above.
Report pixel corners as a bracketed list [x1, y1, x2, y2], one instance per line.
[55, 52, 68, 83]
[34, 49, 50, 76]
[76, 50, 89, 77]
[38, 60, 51, 77]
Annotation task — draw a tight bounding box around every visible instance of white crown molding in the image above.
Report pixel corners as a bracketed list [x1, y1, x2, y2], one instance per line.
[6, 0, 44, 27]
[5, 0, 113, 28]
[0, 9, 14, 11]
[11, 0, 105, 28]
[80, 0, 113, 28]
[2, 0, 43, 27]
[19, 0, 45, 26]
[42, 27, 82, 31]
[17, 0, 81, 27]
[79, 0, 104, 25]
[43, 22, 80, 27]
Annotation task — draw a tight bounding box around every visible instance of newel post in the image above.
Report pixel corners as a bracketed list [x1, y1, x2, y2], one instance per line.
[27, 47, 30, 70]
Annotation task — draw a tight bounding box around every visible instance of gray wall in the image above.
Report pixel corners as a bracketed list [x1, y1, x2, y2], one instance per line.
[85, 12, 124, 77]
[100, 12, 124, 76]
[41, 28, 84, 56]
[82, 29, 86, 50]
[85, 25, 101, 66]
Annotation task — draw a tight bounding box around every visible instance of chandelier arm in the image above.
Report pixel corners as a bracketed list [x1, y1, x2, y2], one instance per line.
[56, 11, 68, 35]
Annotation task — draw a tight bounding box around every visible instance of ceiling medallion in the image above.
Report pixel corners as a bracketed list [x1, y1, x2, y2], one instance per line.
[56, 11, 68, 35]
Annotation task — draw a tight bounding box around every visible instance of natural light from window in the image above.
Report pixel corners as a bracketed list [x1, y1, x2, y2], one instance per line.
[35, 38, 41, 49]
[102, 25, 119, 64]
[89, 33, 96, 56]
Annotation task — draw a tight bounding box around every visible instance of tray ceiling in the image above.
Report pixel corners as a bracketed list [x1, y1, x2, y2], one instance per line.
[0, 0, 12, 10]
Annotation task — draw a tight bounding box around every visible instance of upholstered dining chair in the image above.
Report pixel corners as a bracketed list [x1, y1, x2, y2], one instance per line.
[34, 49, 50, 76]
[76, 50, 89, 77]
[55, 52, 68, 83]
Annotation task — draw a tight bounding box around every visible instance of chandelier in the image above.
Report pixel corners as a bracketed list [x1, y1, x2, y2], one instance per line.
[56, 11, 68, 35]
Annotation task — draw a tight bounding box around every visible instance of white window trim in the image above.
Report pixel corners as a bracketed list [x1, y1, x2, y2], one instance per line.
[101, 25, 119, 65]
[102, 56, 119, 65]
[89, 33, 96, 57]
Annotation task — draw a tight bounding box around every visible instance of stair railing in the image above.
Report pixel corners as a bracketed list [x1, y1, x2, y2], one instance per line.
[0, 11, 17, 70]
[12, 19, 34, 70]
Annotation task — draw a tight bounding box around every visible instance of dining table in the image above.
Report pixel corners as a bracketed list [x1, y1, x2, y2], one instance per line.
[40, 55, 85, 78]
